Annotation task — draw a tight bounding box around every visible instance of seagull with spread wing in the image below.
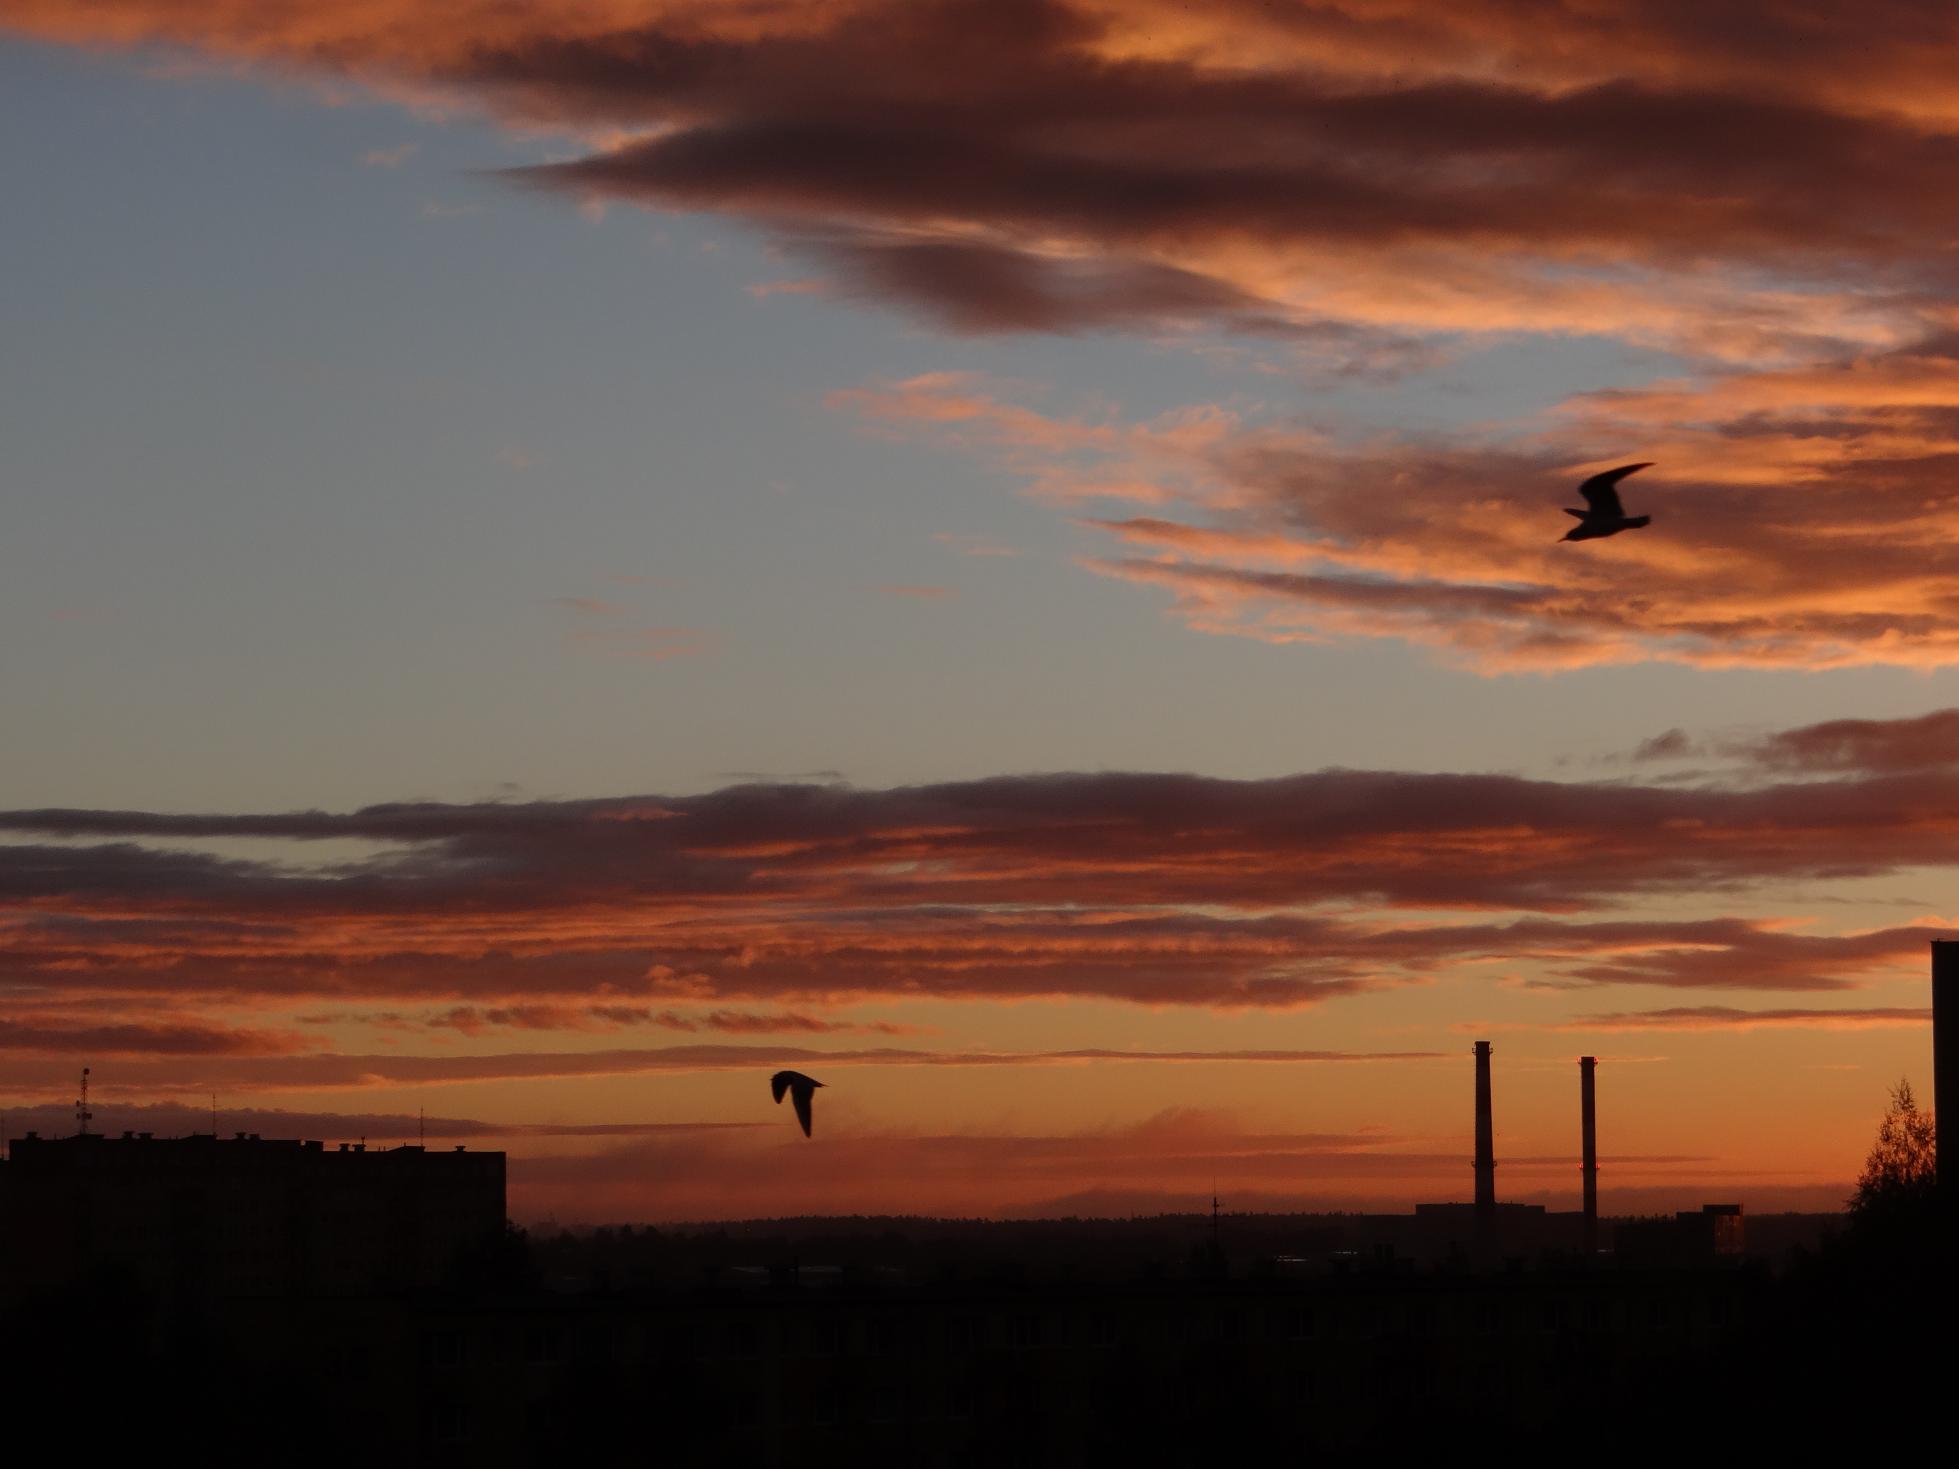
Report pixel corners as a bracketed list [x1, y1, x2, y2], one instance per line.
[770, 1070, 825, 1137]
[1560, 462, 1653, 542]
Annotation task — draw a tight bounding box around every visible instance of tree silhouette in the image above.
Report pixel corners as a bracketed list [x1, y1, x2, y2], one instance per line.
[1849, 1078, 1935, 1227]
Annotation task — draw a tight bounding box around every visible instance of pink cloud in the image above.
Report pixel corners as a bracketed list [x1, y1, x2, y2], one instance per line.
[568, 625, 715, 661]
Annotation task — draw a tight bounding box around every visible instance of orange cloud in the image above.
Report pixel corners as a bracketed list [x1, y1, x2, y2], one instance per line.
[0, 1015, 311, 1056]
[2, 718, 1956, 1042]
[837, 349, 1959, 670]
[11, 1, 1959, 354]
[414, 1003, 922, 1037]
[1560, 1006, 1932, 1032]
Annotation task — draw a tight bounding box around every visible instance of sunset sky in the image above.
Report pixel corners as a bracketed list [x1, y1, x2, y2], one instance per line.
[4, 0, 1957, 1222]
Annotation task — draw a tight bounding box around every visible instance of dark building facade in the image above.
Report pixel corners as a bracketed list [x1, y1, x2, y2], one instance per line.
[0, 1130, 505, 1303]
[1615, 1203, 1746, 1265]
[294, 1264, 1761, 1466]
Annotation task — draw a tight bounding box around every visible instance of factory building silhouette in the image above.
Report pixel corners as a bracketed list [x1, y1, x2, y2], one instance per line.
[1386, 1039, 1743, 1264]
[0, 942, 1950, 1461]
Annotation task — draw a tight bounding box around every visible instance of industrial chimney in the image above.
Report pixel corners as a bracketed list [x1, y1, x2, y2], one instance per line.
[1580, 1056, 1598, 1252]
[1474, 1041, 1496, 1230]
[1935, 941, 1957, 1204]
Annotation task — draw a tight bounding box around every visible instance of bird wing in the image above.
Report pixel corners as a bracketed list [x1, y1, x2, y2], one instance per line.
[771, 1070, 792, 1105]
[1576, 462, 1652, 517]
[791, 1082, 815, 1137]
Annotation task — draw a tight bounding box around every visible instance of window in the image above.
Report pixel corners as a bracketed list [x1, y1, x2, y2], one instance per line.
[429, 1402, 468, 1443]
[524, 1328, 560, 1366]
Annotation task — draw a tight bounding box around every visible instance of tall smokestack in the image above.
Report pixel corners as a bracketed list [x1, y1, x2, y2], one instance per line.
[1935, 941, 1957, 1204]
[1580, 1056, 1598, 1252]
[1474, 1041, 1496, 1229]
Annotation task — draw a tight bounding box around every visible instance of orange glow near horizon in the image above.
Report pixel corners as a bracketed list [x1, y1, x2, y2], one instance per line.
[1, 742, 1950, 1221]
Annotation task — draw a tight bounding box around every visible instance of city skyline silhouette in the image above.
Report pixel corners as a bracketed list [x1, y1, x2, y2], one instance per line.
[5, 7, 1959, 1457]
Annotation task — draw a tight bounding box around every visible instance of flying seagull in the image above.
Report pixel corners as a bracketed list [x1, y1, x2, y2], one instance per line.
[1560, 462, 1653, 542]
[770, 1070, 825, 1137]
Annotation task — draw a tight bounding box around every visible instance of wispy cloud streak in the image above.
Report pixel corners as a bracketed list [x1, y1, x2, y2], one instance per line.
[1561, 1006, 1931, 1032]
[0, 1043, 1443, 1099]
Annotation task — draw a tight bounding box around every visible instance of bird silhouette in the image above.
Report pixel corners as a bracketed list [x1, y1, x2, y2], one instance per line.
[770, 1070, 825, 1137]
[1560, 462, 1653, 542]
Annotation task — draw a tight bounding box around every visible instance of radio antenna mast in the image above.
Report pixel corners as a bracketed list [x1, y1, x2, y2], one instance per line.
[75, 1067, 93, 1136]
